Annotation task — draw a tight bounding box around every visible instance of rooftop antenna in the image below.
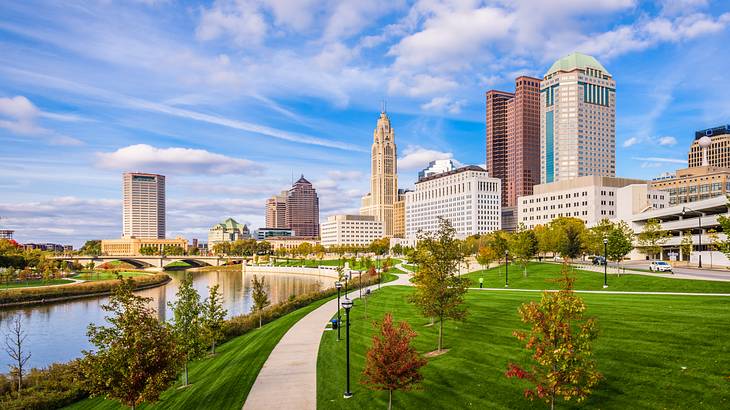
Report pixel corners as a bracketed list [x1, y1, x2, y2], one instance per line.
[381, 99, 387, 114]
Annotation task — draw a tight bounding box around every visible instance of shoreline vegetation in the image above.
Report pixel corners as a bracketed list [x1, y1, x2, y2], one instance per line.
[0, 271, 398, 410]
[0, 273, 171, 307]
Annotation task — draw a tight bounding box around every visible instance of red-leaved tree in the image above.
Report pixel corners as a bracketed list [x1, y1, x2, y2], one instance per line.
[506, 263, 602, 410]
[362, 313, 427, 410]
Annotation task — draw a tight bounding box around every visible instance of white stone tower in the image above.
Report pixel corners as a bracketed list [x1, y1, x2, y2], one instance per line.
[360, 110, 398, 237]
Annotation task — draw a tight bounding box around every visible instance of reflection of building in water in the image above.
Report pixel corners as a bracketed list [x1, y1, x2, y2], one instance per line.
[156, 284, 167, 322]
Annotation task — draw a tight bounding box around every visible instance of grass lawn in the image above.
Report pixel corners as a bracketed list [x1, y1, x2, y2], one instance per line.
[66, 297, 331, 410]
[274, 258, 402, 270]
[317, 286, 730, 409]
[164, 260, 192, 268]
[464, 262, 730, 293]
[72, 271, 147, 281]
[0, 278, 74, 289]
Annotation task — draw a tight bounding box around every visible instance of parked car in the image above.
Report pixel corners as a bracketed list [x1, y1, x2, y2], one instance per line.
[592, 256, 607, 266]
[649, 260, 672, 272]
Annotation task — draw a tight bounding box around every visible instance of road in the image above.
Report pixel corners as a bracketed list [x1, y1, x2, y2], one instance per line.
[573, 260, 730, 282]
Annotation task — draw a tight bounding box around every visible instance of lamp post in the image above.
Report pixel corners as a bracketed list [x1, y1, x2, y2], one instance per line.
[603, 238, 608, 289]
[363, 288, 370, 319]
[358, 270, 362, 298]
[504, 250, 509, 288]
[342, 298, 354, 399]
[335, 281, 343, 341]
[682, 206, 703, 268]
[376, 254, 381, 290]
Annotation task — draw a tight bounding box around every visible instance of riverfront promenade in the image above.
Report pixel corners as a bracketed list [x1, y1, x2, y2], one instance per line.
[242, 265, 413, 410]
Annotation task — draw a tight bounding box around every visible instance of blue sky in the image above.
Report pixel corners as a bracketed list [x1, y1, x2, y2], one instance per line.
[1, 0, 729, 247]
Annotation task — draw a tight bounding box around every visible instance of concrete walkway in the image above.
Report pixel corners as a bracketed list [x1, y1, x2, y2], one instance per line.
[243, 267, 412, 410]
[471, 287, 730, 297]
[569, 262, 730, 282]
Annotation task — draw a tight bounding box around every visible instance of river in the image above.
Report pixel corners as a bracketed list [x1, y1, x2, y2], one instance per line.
[0, 268, 326, 371]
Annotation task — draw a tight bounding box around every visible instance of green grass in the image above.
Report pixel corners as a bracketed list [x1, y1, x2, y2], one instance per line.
[66, 297, 331, 410]
[317, 286, 730, 409]
[464, 262, 730, 293]
[72, 271, 147, 281]
[0, 278, 74, 289]
[164, 260, 192, 268]
[274, 258, 401, 270]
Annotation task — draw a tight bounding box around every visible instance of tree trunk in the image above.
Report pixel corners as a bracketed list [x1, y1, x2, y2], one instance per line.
[388, 389, 392, 410]
[17, 373, 22, 397]
[550, 395, 554, 410]
[183, 361, 189, 386]
[259, 311, 262, 328]
[438, 315, 443, 351]
[212, 341, 216, 355]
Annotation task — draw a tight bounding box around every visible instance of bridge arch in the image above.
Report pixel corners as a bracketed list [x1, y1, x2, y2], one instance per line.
[161, 258, 213, 269]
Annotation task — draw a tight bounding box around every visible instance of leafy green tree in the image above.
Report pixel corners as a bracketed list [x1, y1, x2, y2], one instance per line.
[168, 274, 204, 387]
[706, 228, 720, 268]
[585, 219, 614, 256]
[81, 277, 182, 409]
[510, 225, 538, 277]
[606, 221, 634, 268]
[680, 230, 693, 261]
[251, 275, 270, 328]
[506, 264, 602, 410]
[201, 284, 227, 355]
[79, 240, 102, 256]
[490, 231, 511, 259]
[212, 242, 231, 256]
[637, 218, 670, 260]
[551, 217, 586, 262]
[369, 238, 390, 256]
[139, 246, 157, 256]
[391, 243, 403, 256]
[409, 217, 469, 352]
[533, 224, 555, 257]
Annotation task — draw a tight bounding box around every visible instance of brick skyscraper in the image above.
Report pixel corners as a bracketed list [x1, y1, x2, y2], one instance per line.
[285, 175, 320, 237]
[486, 76, 541, 207]
[265, 191, 287, 229]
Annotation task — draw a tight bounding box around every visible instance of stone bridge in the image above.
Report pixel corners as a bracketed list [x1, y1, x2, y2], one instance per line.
[52, 255, 247, 269]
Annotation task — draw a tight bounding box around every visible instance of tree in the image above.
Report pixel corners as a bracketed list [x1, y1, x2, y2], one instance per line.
[475, 246, 496, 271]
[251, 275, 270, 328]
[168, 274, 204, 387]
[81, 277, 182, 409]
[409, 217, 469, 352]
[510, 225, 538, 277]
[606, 221, 634, 269]
[79, 240, 102, 256]
[680, 230, 693, 262]
[391, 243, 403, 256]
[551, 217, 586, 262]
[584, 219, 614, 256]
[361, 313, 428, 410]
[86, 261, 95, 271]
[201, 284, 227, 355]
[4, 315, 31, 396]
[706, 228, 720, 268]
[490, 231, 511, 259]
[369, 238, 390, 256]
[637, 218, 670, 260]
[506, 264, 602, 410]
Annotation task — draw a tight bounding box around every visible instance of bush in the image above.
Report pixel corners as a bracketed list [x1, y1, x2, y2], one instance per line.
[0, 360, 86, 410]
[0, 274, 170, 305]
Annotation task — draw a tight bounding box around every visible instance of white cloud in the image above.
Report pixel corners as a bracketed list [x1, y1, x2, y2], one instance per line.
[388, 74, 458, 98]
[398, 145, 454, 171]
[631, 156, 687, 164]
[0, 95, 83, 145]
[421, 97, 466, 114]
[623, 137, 640, 147]
[658, 136, 678, 146]
[327, 170, 364, 180]
[196, 0, 268, 46]
[96, 144, 259, 175]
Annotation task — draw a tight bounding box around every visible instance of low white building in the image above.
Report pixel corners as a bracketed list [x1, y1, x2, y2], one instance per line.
[320, 214, 384, 247]
[405, 165, 501, 242]
[518, 176, 668, 229]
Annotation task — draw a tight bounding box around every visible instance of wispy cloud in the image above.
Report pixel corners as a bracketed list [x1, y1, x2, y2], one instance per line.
[631, 156, 687, 164]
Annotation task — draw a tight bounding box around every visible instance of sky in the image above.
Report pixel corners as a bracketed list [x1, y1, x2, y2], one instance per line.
[1, 0, 730, 247]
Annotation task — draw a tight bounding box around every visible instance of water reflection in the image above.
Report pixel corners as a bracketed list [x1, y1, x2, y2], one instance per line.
[0, 269, 323, 371]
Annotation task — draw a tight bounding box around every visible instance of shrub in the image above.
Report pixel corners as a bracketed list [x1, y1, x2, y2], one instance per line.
[0, 360, 86, 410]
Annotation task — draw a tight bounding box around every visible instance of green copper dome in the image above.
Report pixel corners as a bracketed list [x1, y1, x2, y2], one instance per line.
[218, 217, 245, 230]
[545, 52, 610, 77]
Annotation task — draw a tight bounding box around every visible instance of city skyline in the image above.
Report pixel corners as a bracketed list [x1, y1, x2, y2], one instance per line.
[2, 1, 730, 246]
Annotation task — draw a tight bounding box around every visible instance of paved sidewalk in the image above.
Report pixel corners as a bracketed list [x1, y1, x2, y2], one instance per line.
[243, 269, 412, 410]
[569, 262, 730, 282]
[471, 287, 730, 297]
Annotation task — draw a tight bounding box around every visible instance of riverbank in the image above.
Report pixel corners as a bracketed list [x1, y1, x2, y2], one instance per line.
[0, 274, 170, 308]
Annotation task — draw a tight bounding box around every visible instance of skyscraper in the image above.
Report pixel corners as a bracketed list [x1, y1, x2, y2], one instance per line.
[286, 175, 320, 237]
[486, 77, 541, 208]
[360, 110, 398, 236]
[418, 159, 458, 181]
[122, 172, 165, 238]
[540, 52, 616, 183]
[265, 191, 287, 229]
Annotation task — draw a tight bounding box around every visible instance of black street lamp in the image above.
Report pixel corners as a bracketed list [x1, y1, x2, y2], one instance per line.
[335, 281, 343, 342]
[505, 250, 509, 288]
[603, 238, 608, 289]
[681, 206, 703, 268]
[342, 298, 354, 399]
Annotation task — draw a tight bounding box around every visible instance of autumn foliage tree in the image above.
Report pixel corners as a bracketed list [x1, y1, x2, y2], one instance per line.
[362, 313, 428, 410]
[506, 264, 602, 410]
[81, 277, 182, 409]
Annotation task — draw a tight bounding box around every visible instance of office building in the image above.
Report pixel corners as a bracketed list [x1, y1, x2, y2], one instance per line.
[208, 218, 250, 247]
[540, 52, 616, 183]
[0, 230, 13, 240]
[405, 166, 501, 242]
[265, 191, 288, 229]
[360, 110, 398, 237]
[267, 236, 320, 252]
[392, 189, 410, 238]
[688, 125, 730, 168]
[320, 214, 384, 247]
[487, 76, 541, 208]
[517, 176, 667, 229]
[418, 159, 458, 181]
[255, 228, 294, 240]
[101, 237, 188, 256]
[286, 175, 320, 238]
[650, 166, 730, 205]
[122, 172, 165, 239]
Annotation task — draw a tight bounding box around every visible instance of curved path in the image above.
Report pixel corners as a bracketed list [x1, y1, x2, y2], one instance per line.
[243, 266, 413, 410]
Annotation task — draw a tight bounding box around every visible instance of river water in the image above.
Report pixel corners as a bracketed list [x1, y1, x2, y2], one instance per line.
[0, 268, 326, 371]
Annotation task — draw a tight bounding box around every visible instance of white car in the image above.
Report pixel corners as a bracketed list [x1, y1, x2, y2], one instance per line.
[649, 260, 672, 272]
